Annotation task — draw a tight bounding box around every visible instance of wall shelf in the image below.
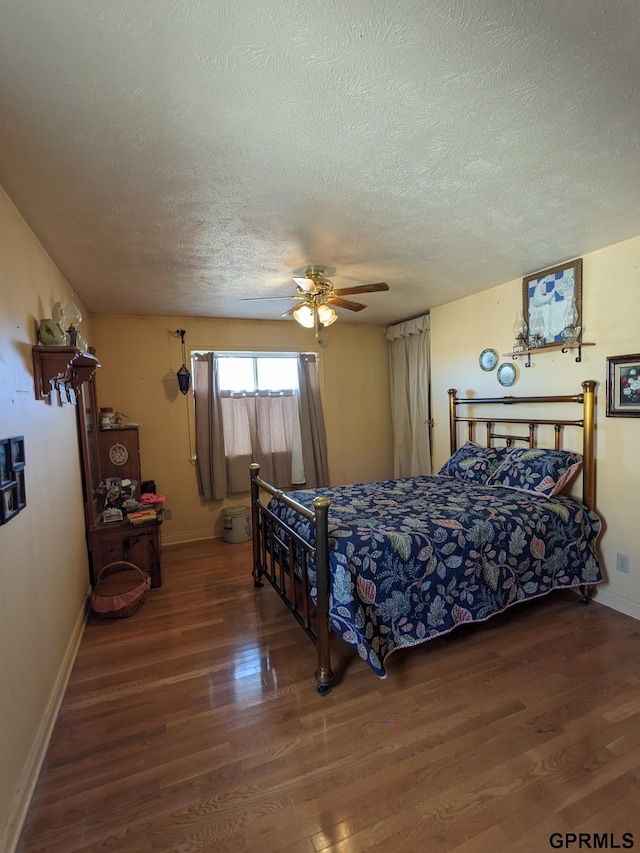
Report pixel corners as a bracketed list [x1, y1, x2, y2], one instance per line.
[502, 342, 595, 368]
[32, 346, 100, 402]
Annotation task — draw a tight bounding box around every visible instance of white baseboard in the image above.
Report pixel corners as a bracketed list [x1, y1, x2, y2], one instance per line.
[161, 528, 217, 546]
[3, 594, 90, 853]
[592, 587, 640, 621]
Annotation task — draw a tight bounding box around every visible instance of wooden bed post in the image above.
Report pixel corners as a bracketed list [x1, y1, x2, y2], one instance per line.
[448, 388, 458, 454]
[249, 463, 263, 588]
[312, 495, 333, 696]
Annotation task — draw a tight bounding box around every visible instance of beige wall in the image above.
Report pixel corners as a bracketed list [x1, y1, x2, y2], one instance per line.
[0, 188, 93, 851]
[0, 190, 392, 847]
[90, 315, 394, 543]
[431, 234, 640, 621]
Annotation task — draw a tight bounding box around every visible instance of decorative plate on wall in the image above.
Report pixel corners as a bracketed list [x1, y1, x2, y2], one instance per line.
[479, 348, 498, 371]
[497, 362, 518, 387]
[108, 442, 129, 466]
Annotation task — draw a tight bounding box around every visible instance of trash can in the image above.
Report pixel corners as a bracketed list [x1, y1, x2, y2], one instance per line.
[222, 505, 251, 543]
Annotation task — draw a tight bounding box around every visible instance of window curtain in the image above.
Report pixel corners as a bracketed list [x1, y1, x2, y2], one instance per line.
[220, 392, 303, 491]
[297, 353, 329, 488]
[385, 314, 432, 478]
[194, 353, 227, 500]
[194, 353, 306, 498]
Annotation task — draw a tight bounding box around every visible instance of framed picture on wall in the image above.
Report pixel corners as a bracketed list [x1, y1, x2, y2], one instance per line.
[10, 436, 25, 468]
[0, 483, 19, 524]
[15, 469, 26, 510]
[0, 440, 10, 485]
[606, 353, 640, 417]
[523, 258, 583, 347]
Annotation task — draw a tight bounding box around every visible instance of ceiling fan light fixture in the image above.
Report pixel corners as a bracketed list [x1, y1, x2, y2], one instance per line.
[317, 303, 337, 326]
[292, 303, 315, 328]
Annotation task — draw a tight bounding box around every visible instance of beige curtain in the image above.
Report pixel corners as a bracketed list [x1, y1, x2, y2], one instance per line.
[385, 315, 432, 478]
[297, 353, 329, 488]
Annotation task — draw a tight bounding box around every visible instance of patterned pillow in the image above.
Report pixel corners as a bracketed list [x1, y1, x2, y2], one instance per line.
[438, 441, 512, 484]
[486, 448, 583, 497]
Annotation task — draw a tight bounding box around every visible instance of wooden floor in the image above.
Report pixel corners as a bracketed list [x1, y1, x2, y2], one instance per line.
[16, 538, 640, 853]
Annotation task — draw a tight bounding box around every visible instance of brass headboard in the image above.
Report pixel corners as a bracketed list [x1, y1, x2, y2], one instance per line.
[447, 380, 596, 509]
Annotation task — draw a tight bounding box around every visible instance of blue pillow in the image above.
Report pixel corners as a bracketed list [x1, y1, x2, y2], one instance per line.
[486, 448, 583, 497]
[438, 441, 512, 484]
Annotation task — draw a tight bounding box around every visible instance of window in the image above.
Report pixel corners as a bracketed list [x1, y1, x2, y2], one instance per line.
[193, 352, 328, 500]
[216, 354, 299, 393]
[217, 354, 304, 487]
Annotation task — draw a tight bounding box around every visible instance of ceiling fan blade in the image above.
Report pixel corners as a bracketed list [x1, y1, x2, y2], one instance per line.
[333, 281, 389, 296]
[332, 282, 389, 296]
[239, 295, 302, 301]
[328, 297, 367, 312]
[292, 276, 317, 292]
[281, 306, 297, 318]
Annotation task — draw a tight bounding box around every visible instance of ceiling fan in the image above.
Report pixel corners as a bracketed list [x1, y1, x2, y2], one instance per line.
[243, 266, 390, 339]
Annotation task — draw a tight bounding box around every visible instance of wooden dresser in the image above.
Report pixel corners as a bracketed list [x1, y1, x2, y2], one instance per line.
[88, 516, 162, 588]
[77, 389, 162, 587]
[97, 426, 141, 494]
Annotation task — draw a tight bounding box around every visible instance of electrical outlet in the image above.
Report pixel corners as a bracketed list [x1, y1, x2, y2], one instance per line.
[616, 552, 629, 573]
[164, 508, 172, 520]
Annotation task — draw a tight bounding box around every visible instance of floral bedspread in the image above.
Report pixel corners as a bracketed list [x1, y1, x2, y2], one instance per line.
[268, 475, 603, 677]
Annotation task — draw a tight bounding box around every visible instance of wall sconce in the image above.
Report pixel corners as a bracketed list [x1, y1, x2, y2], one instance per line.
[175, 329, 191, 394]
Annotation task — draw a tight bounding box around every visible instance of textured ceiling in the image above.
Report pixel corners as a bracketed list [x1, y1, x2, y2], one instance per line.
[1, 0, 640, 326]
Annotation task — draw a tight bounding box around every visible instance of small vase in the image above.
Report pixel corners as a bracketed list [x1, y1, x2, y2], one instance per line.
[38, 319, 68, 346]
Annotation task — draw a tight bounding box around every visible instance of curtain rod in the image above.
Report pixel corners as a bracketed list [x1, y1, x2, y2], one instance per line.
[386, 310, 430, 328]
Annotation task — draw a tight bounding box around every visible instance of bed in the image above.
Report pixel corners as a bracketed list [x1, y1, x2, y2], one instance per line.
[249, 380, 603, 695]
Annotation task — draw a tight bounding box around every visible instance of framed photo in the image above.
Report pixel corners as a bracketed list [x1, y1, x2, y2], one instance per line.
[523, 258, 582, 347]
[15, 468, 26, 510]
[10, 436, 25, 468]
[0, 440, 10, 485]
[0, 483, 19, 524]
[0, 436, 26, 523]
[606, 353, 640, 417]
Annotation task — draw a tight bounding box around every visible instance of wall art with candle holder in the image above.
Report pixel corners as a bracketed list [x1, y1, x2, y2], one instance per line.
[523, 258, 583, 348]
[507, 257, 594, 367]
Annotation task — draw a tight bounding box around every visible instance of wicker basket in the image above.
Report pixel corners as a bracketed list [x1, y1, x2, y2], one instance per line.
[91, 561, 151, 619]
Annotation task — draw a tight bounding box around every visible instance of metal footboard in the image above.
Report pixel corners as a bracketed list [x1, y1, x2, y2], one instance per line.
[250, 463, 333, 695]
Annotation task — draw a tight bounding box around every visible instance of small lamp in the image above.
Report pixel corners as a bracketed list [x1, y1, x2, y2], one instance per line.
[529, 310, 546, 348]
[512, 310, 528, 353]
[176, 329, 191, 395]
[561, 299, 581, 344]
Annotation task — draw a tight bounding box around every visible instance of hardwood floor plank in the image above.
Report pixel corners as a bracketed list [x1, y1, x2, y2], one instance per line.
[15, 538, 640, 853]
